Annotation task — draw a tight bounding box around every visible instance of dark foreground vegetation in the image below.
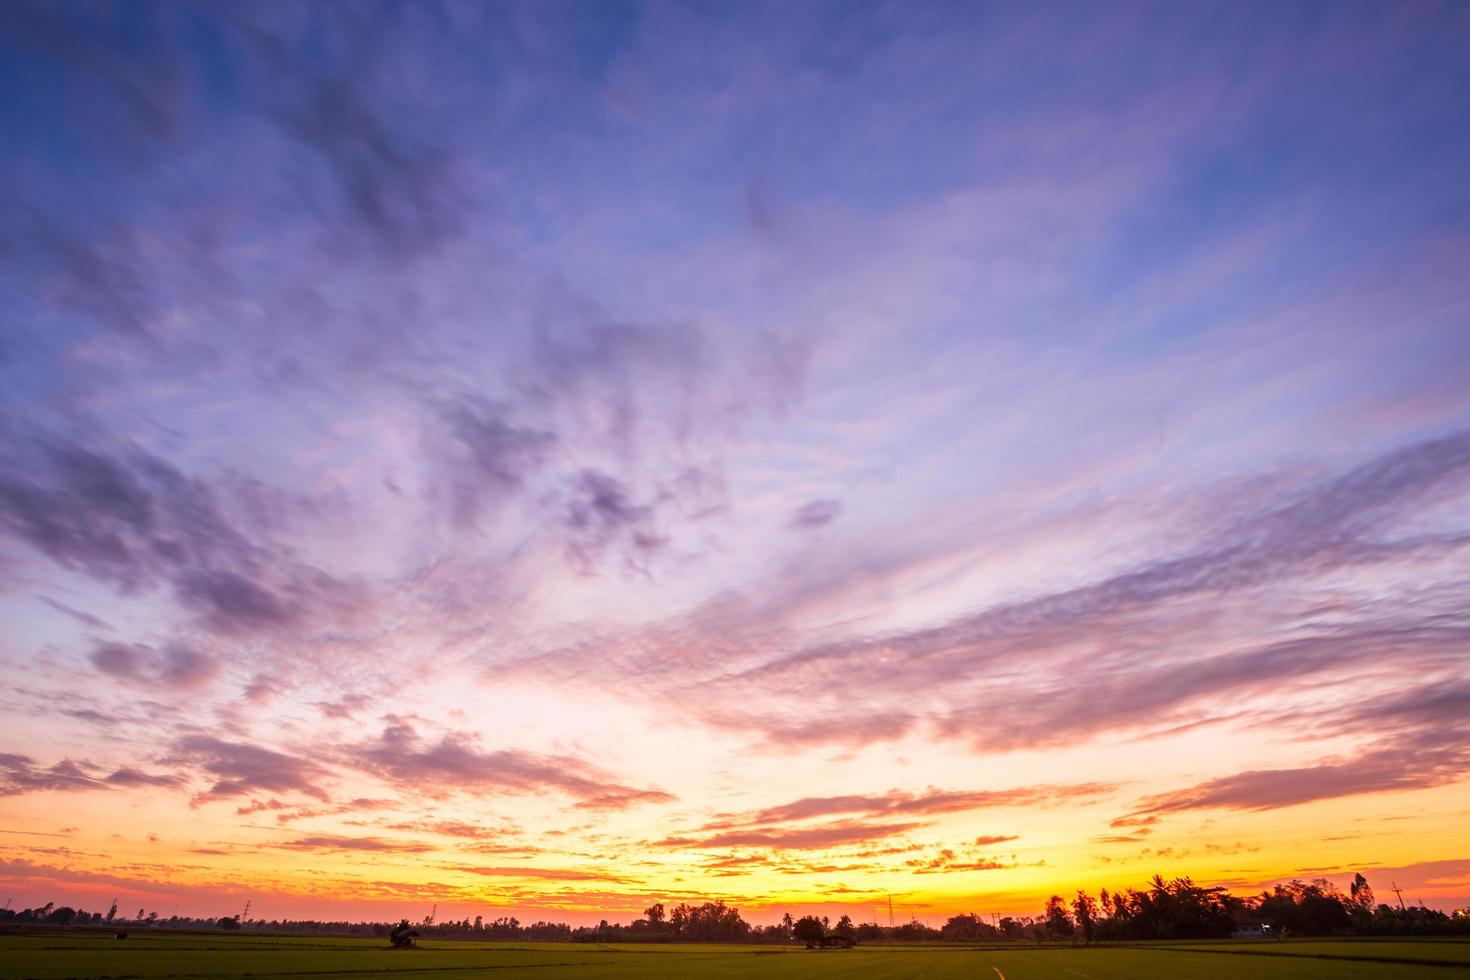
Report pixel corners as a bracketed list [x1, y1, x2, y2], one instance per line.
[989, 874, 1470, 941]
[4, 873, 1466, 946]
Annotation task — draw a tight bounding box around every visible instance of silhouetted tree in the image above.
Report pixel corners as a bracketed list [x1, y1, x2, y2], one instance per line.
[1258, 879, 1353, 936]
[389, 919, 419, 948]
[792, 915, 825, 948]
[1072, 890, 1097, 943]
[940, 913, 998, 941]
[1044, 895, 1073, 938]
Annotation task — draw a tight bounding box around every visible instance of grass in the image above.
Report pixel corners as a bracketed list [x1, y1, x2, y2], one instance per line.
[2, 931, 1468, 979]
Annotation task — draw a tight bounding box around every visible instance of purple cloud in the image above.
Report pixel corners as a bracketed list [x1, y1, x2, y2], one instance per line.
[747, 782, 1112, 823]
[168, 736, 333, 803]
[790, 498, 842, 529]
[0, 754, 181, 797]
[0, 431, 354, 639]
[346, 719, 673, 809]
[90, 642, 218, 690]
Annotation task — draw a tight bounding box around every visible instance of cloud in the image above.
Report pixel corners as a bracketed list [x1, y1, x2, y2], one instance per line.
[602, 428, 1470, 752]
[658, 819, 924, 850]
[211, 5, 472, 259]
[658, 782, 1104, 852]
[105, 768, 187, 789]
[936, 618, 1470, 752]
[90, 642, 218, 690]
[789, 499, 842, 529]
[243, 675, 281, 704]
[174, 570, 298, 633]
[1133, 679, 1470, 816]
[746, 782, 1114, 824]
[768, 429, 1470, 684]
[37, 596, 113, 630]
[0, 755, 102, 795]
[1352, 860, 1470, 892]
[235, 797, 393, 824]
[0, 436, 234, 590]
[315, 694, 374, 720]
[905, 849, 1014, 874]
[0, 431, 355, 638]
[0, 754, 181, 797]
[168, 736, 333, 803]
[0, 2, 188, 142]
[560, 469, 664, 569]
[275, 74, 464, 258]
[345, 719, 673, 809]
[1093, 833, 1152, 844]
[443, 865, 630, 882]
[693, 707, 922, 750]
[526, 321, 709, 442]
[1110, 815, 1160, 828]
[436, 398, 558, 529]
[1134, 741, 1469, 816]
[384, 820, 510, 840]
[270, 835, 434, 854]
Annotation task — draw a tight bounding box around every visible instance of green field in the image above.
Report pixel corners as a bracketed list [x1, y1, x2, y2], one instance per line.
[3, 931, 1469, 979]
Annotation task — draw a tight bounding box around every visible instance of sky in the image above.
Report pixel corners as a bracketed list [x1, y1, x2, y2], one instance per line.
[1, 0, 1469, 926]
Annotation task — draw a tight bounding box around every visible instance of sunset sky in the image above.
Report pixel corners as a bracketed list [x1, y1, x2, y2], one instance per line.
[2, 1, 1469, 926]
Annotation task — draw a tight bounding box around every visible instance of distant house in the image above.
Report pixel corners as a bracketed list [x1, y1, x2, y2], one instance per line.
[1230, 916, 1271, 938]
[818, 935, 856, 949]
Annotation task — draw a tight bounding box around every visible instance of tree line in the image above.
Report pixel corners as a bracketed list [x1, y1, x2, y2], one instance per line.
[933, 874, 1469, 941]
[4, 872, 1466, 942]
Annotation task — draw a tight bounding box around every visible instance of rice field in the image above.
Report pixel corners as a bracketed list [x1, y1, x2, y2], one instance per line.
[3, 930, 1468, 979]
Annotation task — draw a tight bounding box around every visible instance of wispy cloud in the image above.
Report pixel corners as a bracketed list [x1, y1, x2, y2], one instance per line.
[345, 718, 673, 809]
[168, 736, 333, 803]
[658, 820, 924, 851]
[0, 754, 181, 797]
[270, 835, 434, 854]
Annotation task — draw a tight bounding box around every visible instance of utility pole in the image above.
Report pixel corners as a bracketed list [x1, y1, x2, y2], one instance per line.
[242, 899, 251, 921]
[1391, 882, 1406, 910]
